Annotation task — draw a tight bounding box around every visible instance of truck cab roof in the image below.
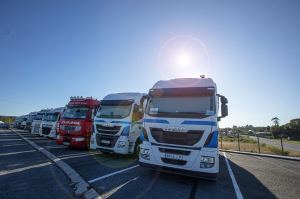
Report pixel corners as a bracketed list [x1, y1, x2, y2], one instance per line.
[102, 92, 146, 105]
[152, 78, 216, 89]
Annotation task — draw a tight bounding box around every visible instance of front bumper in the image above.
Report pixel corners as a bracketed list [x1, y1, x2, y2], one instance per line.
[139, 161, 218, 180]
[56, 135, 88, 149]
[139, 142, 219, 179]
[90, 134, 130, 154]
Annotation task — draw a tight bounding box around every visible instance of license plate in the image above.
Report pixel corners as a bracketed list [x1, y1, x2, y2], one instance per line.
[101, 140, 110, 144]
[63, 142, 70, 146]
[165, 153, 184, 160]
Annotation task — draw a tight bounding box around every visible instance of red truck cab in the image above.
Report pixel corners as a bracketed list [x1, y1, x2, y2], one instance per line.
[56, 96, 100, 149]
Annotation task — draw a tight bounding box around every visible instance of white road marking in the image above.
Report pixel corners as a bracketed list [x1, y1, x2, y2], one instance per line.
[101, 176, 139, 198]
[223, 152, 244, 199]
[88, 165, 140, 183]
[61, 154, 91, 160]
[0, 150, 37, 156]
[25, 137, 48, 140]
[0, 143, 28, 147]
[44, 145, 67, 149]
[0, 139, 23, 142]
[0, 162, 52, 176]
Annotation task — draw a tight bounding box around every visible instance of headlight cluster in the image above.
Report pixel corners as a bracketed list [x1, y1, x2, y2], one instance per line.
[200, 156, 215, 168]
[140, 148, 150, 160]
[117, 141, 126, 148]
[90, 136, 95, 144]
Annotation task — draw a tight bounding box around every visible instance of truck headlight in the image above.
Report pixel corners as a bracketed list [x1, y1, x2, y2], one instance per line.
[90, 136, 95, 144]
[200, 156, 215, 168]
[117, 141, 126, 148]
[140, 148, 150, 160]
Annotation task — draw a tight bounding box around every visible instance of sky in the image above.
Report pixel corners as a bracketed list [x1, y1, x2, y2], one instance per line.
[0, 0, 299, 128]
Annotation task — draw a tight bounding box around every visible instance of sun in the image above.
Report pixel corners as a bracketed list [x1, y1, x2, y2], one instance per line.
[174, 49, 194, 68]
[157, 35, 210, 78]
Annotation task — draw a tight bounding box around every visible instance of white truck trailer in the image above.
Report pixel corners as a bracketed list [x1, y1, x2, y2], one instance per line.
[139, 77, 228, 180]
[90, 93, 145, 155]
[39, 107, 65, 139]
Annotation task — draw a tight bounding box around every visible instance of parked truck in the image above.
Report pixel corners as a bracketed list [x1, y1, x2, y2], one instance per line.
[39, 107, 65, 139]
[139, 77, 228, 180]
[31, 109, 50, 135]
[56, 97, 100, 148]
[90, 93, 145, 155]
[25, 112, 37, 132]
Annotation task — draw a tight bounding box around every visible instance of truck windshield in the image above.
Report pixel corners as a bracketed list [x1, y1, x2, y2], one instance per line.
[44, 113, 59, 122]
[96, 105, 131, 119]
[35, 114, 44, 120]
[62, 107, 88, 119]
[146, 96, 214, 118]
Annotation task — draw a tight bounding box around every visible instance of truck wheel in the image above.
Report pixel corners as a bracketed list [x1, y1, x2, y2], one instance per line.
[134, 139, 142, 157]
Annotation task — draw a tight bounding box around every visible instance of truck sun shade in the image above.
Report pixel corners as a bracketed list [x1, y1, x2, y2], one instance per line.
[149, 87, 215, 97]
[101, 100, 134, 106]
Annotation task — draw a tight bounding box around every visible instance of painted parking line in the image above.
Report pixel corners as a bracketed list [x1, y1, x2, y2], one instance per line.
[88, 164, 140, 183]
[0, 150, 37, 157]
[223, 152, 244, 199]
[0, 162, 52, 176]
[44, 146, 67, 149]
[25, 137, 49, 140]
[0, 134, 18, 136]
[0, 143, 28, 147]
[101, 176, 139, 198]
[61, 154, 92, 160]
[0, 139, 23, 142]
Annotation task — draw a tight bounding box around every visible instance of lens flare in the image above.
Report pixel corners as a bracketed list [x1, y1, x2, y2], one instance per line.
[157, 35, 210, 78]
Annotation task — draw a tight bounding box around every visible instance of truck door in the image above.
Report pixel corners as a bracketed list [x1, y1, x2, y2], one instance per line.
[129, 104, 144, 152]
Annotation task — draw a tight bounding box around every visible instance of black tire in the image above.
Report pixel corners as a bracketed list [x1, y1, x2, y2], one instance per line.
[134, 138, 142, 157]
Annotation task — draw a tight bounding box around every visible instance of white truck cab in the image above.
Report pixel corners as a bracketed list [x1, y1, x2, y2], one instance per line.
[139, 77, 228, 180]
[39, 107, 65, 139]
[90, 92, 146, 155]
[20, 115, 29, 129]
[31, 109, 50, 135]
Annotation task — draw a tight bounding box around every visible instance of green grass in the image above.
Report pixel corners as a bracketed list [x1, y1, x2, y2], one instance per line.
[267, 145, 289, 156]
[221, 135, 257, 144]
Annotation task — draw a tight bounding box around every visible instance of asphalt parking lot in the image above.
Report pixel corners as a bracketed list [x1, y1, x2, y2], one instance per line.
[1, 129, 299, 199]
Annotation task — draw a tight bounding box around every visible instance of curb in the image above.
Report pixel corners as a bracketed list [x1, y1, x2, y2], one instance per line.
[13, 130, 102, 199]
[220, 149, 300, 161]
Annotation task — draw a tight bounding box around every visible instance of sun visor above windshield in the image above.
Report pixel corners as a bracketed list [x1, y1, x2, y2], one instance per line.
[101, 100, 134, 106]
[149, 87, 215, 97]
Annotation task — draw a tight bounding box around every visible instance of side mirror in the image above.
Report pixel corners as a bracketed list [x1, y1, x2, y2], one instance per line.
[139, 94, 148, 112]
[221, 96, 228, 104]
[221, 104, 228, 117]
[133, 104, 139, 113]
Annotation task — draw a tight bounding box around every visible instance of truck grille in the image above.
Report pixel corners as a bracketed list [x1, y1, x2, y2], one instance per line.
[42, 127, 51, 135]
[64, 126, 76, 131]
[159, 148, 191, 155]
[161, 158, 187, 166]
[150, 128, 204, 146]
[96, 134, 118, 148]
[96, 124, 121, 135]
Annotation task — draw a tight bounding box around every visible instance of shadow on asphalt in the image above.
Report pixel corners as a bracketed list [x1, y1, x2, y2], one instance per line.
[226, 157, 277, 199]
